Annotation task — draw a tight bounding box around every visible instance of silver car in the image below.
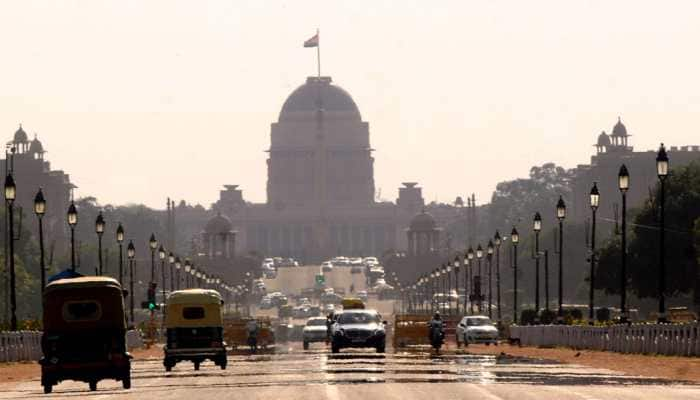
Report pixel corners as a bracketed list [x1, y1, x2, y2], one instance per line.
[303, 317, 329, 349]
[456, 315, 499, 346]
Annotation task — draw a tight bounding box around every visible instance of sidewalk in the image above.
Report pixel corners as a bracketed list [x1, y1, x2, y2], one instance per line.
[463, 343, 700, 383]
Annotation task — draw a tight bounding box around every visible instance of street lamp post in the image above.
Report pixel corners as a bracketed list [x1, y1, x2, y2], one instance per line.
[127, 241, 135, 324]
[446, 263, 452, 315]
[511, 227, 520, 324]
[34, 188, 47, 291]
[656, 144, 669, 323]
[184, 259, 191, 288]
[533, 212, 542, 321]
[618, 165, 630, 323]
[4, 174, 17, 330]
[95, 211, 105, 275]
[556, 196, 566, 323]
[116, 223, 124, 285]
[487, 240, 494, 319]
[149, 234, 157, 283]
[168, 252, 175, 292]
[67, 200, 78, 271]
[476, 244, 483, 313]
[467, 247, 474, 313]
[494, 232, 502, 324]
[175, 257, 181, 290]
[159, 245, 166, 305]
[589, 182, 600, 325]
[453, 256, 461, 315]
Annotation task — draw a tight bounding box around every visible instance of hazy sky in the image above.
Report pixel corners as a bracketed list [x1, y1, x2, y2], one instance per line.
[1, 1, 699, 209]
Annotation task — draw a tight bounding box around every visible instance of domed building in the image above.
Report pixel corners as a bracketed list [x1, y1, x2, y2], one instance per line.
[213, 76, 430, 262]
[202, 213, 236, 259]
[407, 209, 442, 257]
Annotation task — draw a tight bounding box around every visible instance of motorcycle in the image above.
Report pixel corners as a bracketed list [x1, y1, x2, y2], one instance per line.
[428, 321, 445, 352]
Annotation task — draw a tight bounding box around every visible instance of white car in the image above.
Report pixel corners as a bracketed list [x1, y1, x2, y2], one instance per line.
[321, 261, 334, 272]
[303, 317, 329, 349]
[456, 315, 499, 346]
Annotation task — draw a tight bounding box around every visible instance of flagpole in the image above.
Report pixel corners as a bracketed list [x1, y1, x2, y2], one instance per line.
[316, 28, 321, 78]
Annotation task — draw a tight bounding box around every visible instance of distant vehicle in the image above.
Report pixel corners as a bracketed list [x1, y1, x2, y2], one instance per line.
[331, 309, 386, 353]
[350, 266, 363, 274]
[321, 261, 334, 272]
[278, 305, 294, 319]
[303, 317, 329, 350]
[309, 305, 321, 316]
[456, 315, 498, 346]
[259, 297, 273, 310]
[363, 257, 379, 266]
[341, 298, 365, 310]
[357, 291, 368, 302]
[324, 304, 336, 314]
[332, 257, 350, 266]
[297, 297, 311, 306]
[271, 295, 288, 307]
[321, 292, 343, 305]
[350, 257, 364, 266]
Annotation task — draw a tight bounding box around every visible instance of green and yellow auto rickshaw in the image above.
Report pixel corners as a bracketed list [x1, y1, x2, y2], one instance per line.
[163, 289, 227, 371]
[40, 276, 131, 394]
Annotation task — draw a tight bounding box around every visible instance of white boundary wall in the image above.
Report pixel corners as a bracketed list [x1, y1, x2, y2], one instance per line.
[0, 330, 144, 362]
[510, 323, 700, 357]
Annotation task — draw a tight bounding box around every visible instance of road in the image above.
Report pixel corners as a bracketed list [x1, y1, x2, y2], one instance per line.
[2, 345, 699, 399]
[262, 266, 368, 295]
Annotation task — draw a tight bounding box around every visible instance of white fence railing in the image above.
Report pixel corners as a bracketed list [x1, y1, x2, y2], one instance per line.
[510, 323, 700, 357]
[0, 330, 144, 363]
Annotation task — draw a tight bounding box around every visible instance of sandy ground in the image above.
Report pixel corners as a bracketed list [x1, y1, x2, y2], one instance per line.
[463, 343, 700, 383]
[0, 345, 163, 385]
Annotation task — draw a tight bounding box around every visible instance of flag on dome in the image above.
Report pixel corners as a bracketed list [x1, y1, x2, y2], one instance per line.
[304, 32, 319, 48]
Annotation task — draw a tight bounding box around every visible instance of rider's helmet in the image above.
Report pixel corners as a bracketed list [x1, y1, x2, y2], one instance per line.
[433, 311, 441, 320]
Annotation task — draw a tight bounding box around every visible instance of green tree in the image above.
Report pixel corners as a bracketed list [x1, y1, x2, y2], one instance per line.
[595, 161, 700, 301]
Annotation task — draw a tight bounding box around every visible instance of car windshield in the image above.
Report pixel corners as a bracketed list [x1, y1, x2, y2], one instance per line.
[307, 319, 326, 326]
[337, 312, 380, 324]
[467, 318, 491, 326]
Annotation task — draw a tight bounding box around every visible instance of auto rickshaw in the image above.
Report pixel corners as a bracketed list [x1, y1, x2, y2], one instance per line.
[40, 276, 131, 394]
[163, 289, 227, 371]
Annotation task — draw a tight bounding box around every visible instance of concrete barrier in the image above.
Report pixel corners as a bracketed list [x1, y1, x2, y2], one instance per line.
[510, 322, 700, 357]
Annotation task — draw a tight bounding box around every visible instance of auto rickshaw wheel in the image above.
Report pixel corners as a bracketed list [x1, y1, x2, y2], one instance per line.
[194, 361, 200, 371]
[89, 381, 97, 391]
[123, 375, 131, 389]
[165, 365, 172, 372]
[43, 384, 52, 394]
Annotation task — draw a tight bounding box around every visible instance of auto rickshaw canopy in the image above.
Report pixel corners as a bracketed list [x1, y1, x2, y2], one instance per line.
[43, 276, 126, 331]
[165, 289, 224, 328]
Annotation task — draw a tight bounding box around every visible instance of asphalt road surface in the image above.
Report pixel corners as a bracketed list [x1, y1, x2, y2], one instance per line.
[3, 345, 699, 399]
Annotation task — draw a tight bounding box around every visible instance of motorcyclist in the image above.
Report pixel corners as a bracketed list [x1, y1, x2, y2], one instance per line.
[428, 311, 445, 348]
[326, 311, 335, 344]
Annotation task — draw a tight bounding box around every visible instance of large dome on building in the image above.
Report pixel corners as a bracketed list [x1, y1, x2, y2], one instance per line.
[410, 209, 437, 231]
[13, 124, 27, 143]
[278, 76, 361, 121]
[611, 117, 628, 137]
[204, 213, 232, 233]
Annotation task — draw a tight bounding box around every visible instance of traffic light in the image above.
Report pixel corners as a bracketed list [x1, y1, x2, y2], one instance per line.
[142, 282, 159, 310]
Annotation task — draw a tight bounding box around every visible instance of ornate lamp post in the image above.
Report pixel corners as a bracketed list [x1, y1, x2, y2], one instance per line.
[127, 241, 135, 324]
[168, 252, 175, 292]
[67, 200, 78, 271]
[487, 240, 494, 319]
[511, 227, 520, 324]
[556, 196, 566, 323]
[453, 255, 461, 315]
[184, 259, 191, 288]
[148, 234, 157, 283]
[533, 212, 542, 321]
[656, 144, 669, 323]
[476, 244, 483, 313]
[4, 173, 17, 330]
[618, 165, 630, 323]
[467, 247, 474, 313]
[445, 262, 452, 315]
[430, 271, 437, 312]
[494, 232, 502, 324]
[158, 245, 166, 308]
[116, 223, 124, 285]
[34, 188, 47, 290]
[589, 182, 600, 325]
[95, 211, 105, 275]
[174, 257, 181, 290]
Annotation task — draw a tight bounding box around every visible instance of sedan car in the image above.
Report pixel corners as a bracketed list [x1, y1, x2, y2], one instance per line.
[321, 261, 334, 272]
[331, 309, 386, 353]
[456, 315, 499, 346]
[303, 317, 329, 349]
